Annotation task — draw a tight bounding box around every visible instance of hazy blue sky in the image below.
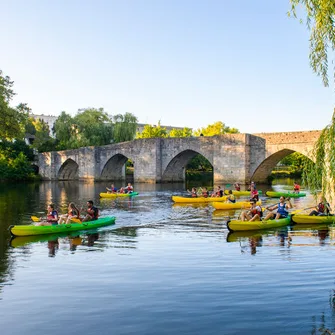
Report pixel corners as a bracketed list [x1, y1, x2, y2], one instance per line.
[1, 0, 334, 133]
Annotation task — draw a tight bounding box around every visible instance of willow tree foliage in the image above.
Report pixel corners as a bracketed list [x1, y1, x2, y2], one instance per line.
[112, 113, 138, 143]
[302, 110, 335, 199]
[289, 2, 335, 199]
[193, 121, 239, 136]
[289, 0, 335, 87]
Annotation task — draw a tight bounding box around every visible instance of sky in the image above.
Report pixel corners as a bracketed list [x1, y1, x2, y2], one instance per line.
[1, 0, 334, 133]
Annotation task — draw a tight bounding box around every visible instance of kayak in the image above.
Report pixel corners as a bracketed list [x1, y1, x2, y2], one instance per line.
[291, 214, 335, 224]
[100, 192, 138, 198]
[265, 191, 306, 198]
[9, 216, 116, 237]
[212, 200, 262, 210]
[172, 195, 227, 203]
[224, 190, 263, 196]
[227, 215, 291, 232]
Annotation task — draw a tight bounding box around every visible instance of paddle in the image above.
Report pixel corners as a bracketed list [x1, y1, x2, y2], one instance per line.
[290, 206, 316, 215]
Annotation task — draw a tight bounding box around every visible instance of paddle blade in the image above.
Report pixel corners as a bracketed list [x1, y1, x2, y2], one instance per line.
[31, 216, 40, 222]
[70, 218, 82, 223]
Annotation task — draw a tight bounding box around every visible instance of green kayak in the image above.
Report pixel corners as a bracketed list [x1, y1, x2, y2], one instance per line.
[9, 216, 116, 237]
[265, 191, 306, 198]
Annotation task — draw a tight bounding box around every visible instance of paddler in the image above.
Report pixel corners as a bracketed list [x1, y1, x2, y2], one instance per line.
[263, 196, 292, 220]
[36, 204, 59, 226]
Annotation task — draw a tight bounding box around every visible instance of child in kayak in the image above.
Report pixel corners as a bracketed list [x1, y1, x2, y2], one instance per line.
[37, 204, 59, 226]
[309, 196, 332, 216]
[227, 190, 236, 203]
[58, 202, 80, 224]
[82, 200, 100, 222]
[240, 199, 262, 221]
[263, 196, 292, 220]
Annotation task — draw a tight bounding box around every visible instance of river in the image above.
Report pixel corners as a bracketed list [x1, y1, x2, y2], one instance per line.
[0, 180, 335, 335]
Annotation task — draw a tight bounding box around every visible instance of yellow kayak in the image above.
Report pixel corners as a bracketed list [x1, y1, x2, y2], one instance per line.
[227, 216, 291, 232]
[291, 215, 335, 224]
[172, 195, 227, 203]
[212, 200, 262, 210]
[100, 192, 138, 198]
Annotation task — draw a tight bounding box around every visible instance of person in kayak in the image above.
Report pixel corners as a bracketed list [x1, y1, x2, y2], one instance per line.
[240, 199, 262, 221]
[187, 187, 198, 197]
[227, 190, 236, 203]
[211, 185, 224, 197]
[82, 200, 99, 222]
[293, 182, 301, 194]
[106, 184, 118, 194]
[124, 183, 134, 194]
[37, 204, 59, 226]
[234, 183, 241, 191]
[309, 196, 332, 216]
[263, 196, 292, 220]
[201, 187, 210, 198]
[58, 202, 80, 224]
[250, 185, 259, 201]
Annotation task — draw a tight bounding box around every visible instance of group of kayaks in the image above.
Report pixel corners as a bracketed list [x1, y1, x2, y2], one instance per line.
[10, 190, 141, 239]
[171, 188, 335, 232]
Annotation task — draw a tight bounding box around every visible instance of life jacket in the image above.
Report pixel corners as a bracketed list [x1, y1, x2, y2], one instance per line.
[235, 185, 241, 191]
[202, 191, 209, 198]
[88, 206, 99, 220]
[277, 203, 288, 216]
[47, 210, 58, 222]
[251, 189, 259, 201]
[317, 202, 329, 214]
[250, 206, 261, 217]
[126, 186, 133, 192]
[228, 195, 236, 203]
[294, 184, 300, 192]
[216, 190, 223, 197]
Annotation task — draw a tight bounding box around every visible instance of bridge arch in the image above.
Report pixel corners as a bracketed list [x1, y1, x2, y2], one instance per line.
[162, 149, 213, 183]
[251, 149, 313, 183]
[101, 153, 129, 181]
[58, 158, 79, 180]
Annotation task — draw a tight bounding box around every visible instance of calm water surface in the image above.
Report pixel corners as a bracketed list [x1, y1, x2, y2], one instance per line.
[1, 181, 335, 335]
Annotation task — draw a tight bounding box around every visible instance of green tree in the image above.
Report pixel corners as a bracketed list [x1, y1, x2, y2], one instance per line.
[54, 111, 76, 149]
[289, 0, 335, 87]
[113, 112, 138, 143]
[193, 121, 239, 136]
[169, 127, 193, 137]
[0, 70, 29, 140]
[136, 122, 168, 139]
[25, 117, 36, 135]
[32, 118, 56, 152]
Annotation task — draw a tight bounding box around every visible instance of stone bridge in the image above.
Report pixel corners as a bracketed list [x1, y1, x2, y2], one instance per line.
[38, 130, 321, 183]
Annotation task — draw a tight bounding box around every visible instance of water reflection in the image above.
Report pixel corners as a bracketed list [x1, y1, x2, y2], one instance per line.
[2, 180, 335, 335]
